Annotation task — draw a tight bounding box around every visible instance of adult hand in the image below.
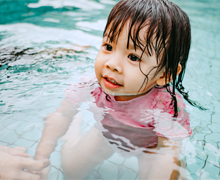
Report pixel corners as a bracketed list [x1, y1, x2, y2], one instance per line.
[0, 146, 50, 180]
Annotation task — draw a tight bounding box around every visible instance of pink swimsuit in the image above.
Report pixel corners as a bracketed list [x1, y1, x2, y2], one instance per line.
[66, 79, 192, 149]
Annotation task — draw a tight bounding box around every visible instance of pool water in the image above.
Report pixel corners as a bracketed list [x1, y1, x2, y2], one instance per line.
[0, 0, 220, 179]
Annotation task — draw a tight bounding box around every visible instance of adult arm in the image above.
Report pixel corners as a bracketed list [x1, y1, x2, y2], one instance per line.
[0, 146, 49, 180]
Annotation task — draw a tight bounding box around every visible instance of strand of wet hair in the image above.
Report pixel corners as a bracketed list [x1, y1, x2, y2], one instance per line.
[165, 84, 178, 117]
[97, 82, 111, 102]
[176, 81, 207, 110]
[175, 59, 207, 110]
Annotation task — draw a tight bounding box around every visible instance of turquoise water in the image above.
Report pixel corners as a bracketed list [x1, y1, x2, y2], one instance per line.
[0, 0, 220, 179]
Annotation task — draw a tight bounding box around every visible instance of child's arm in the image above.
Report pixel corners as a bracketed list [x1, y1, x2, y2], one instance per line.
[138, 137, 182, 180]
[34, 99, 78, 160]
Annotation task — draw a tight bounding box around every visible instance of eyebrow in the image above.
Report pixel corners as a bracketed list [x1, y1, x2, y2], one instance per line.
[127, 42, 142, 51]
[128, 42, 152, 58]
[103, 33, 151, 56]
[103, 34, 142, 50]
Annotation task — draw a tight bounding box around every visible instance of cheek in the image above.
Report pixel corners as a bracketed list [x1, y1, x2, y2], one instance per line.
[125, 67, 146, 87]
[137, 62, 158, 81]
[94, 54, 104, 78]
[94, 60, 101, 76]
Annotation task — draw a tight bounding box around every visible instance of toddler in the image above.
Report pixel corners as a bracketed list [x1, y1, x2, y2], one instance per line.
[35, 0, 193, 179]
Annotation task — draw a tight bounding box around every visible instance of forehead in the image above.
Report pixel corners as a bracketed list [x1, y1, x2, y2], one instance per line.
[104, 20, 151, 49]
[106, 21, 158, 60]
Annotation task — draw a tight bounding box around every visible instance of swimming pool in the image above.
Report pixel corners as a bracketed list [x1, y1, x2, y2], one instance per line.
[0, 0, 220, 179]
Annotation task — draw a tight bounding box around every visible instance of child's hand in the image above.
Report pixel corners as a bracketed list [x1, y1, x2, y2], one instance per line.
[0, 146, 50, 180]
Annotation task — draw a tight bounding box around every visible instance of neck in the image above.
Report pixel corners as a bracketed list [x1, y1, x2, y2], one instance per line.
[114, 87, 154, 101]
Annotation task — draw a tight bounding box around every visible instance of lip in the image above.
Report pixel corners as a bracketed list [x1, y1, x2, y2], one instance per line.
[103, 76, 122, 89]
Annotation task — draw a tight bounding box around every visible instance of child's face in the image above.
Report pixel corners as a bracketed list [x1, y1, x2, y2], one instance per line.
[95, 22, 163, 101]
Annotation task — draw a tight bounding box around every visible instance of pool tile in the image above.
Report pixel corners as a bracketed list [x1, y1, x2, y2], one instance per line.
[117, 165, 138, 180]
[0, 128, 18, 144]
[185, 156, 205, 175]
[98, 160, 118, 179]
[26, 141, 39, 157]
[20, 125, 42, 141]
[191, 133, 206, 141]
[186, 173, 196, 180]
[14, 138, 37, 148]
[0, 124, 4, 131]
[5, 121, 27, 134]
[198, 126, 212, 134]
[123, 156, 139, 172]
[200, 161, 219, 179]
[181, 139, 197, 156]
[208, 122, 220, 132]
[204, 143, 220, 166]
[48, 165, 64, 180]
[196, 152, 208, 162]
[205, 133, 220, 143]
[206, 154, 219, 168]
[50, 151, 62, 167]
[108, 153, 125, 165]
[86, 170, 101, 180]
[212, 113, 220, 124]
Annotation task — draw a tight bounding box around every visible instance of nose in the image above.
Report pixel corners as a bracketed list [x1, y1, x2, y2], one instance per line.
[105, 54, 123, 73]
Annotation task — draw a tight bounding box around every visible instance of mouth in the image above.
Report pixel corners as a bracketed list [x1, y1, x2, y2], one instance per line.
[104, 76, 122, 85]
[103, 76, 122, 89]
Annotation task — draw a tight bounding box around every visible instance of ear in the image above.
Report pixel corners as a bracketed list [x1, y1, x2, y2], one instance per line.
[156, 64, 182, 86]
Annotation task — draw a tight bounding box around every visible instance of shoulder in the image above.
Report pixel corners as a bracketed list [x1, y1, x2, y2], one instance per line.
[152, 88, 186, 116]
[152, 88, 192, 138]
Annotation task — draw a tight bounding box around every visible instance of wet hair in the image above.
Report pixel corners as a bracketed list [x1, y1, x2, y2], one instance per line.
[103, 0, 205, 117]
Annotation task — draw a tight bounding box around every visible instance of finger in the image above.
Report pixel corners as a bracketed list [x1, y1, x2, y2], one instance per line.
[28, 171, 42, 175]
[21, 158, 50, 171]
[16, 152, 31, 157]
[14, 146, 27, 152]
[19, 171, 41, 180]
[9, 147, 31, 157]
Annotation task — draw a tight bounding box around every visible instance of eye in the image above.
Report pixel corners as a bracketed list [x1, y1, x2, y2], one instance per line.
[128, 54, 141, 61]
[104, 44, 113, 51]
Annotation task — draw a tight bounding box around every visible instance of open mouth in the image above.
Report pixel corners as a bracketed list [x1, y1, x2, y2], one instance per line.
[103, 76, 122, 87]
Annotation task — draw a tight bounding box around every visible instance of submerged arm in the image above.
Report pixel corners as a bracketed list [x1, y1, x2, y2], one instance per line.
[34, 99, 78, 160]
[139, 137, 182, 180]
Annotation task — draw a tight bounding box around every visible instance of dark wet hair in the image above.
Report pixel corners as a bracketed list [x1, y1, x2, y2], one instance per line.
[104, 0, 204, 117]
